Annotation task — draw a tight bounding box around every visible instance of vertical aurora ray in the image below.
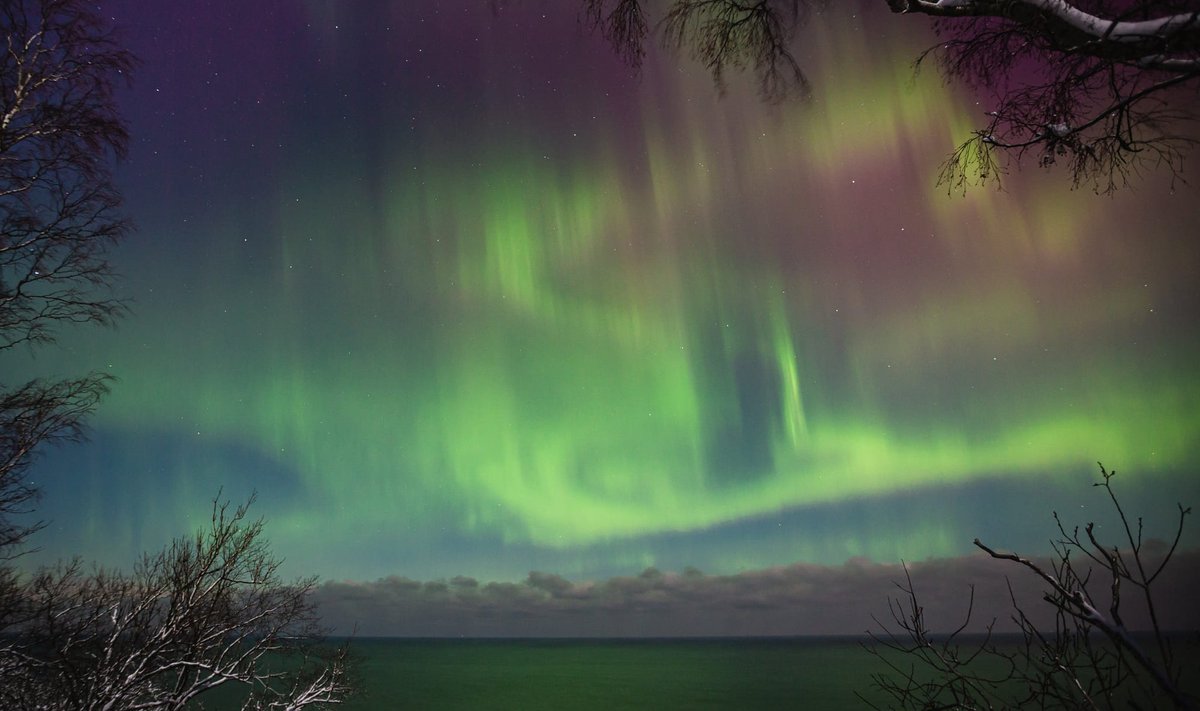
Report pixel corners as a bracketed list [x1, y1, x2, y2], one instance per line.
[16, 0, 1200, 581]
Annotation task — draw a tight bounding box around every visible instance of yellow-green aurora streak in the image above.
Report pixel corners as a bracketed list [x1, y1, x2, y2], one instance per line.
[21, 3, 1195, 583]
[82, 13, 1200, 555]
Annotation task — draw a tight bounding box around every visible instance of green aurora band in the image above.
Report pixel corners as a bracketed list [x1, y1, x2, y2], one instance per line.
[23, 3, 1200, 579]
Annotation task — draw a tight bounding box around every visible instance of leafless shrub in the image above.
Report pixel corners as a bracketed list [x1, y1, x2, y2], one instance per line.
[0, 495, 354, 709]
[864, 464, 1197, 710]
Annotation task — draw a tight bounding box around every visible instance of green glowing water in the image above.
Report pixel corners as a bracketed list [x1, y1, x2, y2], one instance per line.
[343, 638, 882, 709]
[194, 636, 1200, 709]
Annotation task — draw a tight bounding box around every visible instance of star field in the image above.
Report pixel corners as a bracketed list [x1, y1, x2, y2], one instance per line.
[14, 0, 1199, 589]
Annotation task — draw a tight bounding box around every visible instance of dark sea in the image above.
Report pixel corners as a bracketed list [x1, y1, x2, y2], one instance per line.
[196, 635, 1199, 709]
[342, 637, 886, 709]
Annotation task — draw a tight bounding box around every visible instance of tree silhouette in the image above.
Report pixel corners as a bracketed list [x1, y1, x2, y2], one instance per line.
[581, 0, 1200, 191]
[865, 466, 1197, 709]
[0, 0, 129, 554]
[2, 496, 353, 710]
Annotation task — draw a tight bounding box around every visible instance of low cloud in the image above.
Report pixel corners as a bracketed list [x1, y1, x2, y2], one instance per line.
[314, 549, 1200, 637]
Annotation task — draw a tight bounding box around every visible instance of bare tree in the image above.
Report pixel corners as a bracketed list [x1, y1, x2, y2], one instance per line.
[1, 0, 130, 552]
[0, 495, 353, 710]
[864, 464, 1197, 710]
[0, 376, 108, 557]
[1, 4, 355, 707]
[579, 0, 1199, 191]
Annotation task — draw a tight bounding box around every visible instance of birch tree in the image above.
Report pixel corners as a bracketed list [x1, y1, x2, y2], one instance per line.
[0, 0, 129, 554]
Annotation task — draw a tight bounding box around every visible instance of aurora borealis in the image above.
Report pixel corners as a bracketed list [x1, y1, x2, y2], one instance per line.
[13, 0, 1200, 625]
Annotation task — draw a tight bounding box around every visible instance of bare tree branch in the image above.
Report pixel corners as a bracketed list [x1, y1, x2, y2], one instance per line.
[660, 0, 823, 101]
[889, 0, 1200, 192]
[0, 495, 355, 709]
[0, 0, 132, 352]
[867, 464, 1197, 710]
[0, 374, 109, 557]
[1, 0, 132, 556]
[574, 0, 1200, 189]
[584, 0, 651, 69]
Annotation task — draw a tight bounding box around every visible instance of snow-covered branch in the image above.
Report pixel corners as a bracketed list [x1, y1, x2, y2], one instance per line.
[574, 0, 1200, 190]
[891, 0, 1199, 45]
[897, 0, 1200, 192]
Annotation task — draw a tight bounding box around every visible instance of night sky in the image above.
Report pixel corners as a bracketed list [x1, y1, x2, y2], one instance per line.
[13, 0, 1200, 634]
